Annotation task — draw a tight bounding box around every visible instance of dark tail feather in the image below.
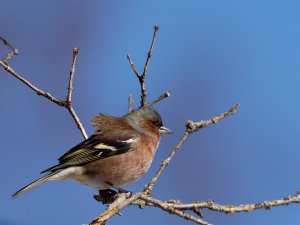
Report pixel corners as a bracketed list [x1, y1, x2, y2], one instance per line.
[12, 171, 60, 198]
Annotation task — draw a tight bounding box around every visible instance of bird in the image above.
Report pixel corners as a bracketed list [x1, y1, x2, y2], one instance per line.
[12, 106, 172, 198]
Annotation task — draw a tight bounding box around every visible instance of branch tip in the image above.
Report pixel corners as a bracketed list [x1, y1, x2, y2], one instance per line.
[128, 94, 134, 113]
[73, 47, 80, 54]
[228, 103, 240, 114]
[0, 35, 19, 63]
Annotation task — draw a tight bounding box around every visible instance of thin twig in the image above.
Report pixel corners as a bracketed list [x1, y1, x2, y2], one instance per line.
[147, 91, 171, 107]
[127, 53, 140, 77]
[0, 35, 19, 63]
[66, 47, 79, 103]
[144, 104, 239, 194]
[142, 24, 159, 81]
[0, 36, 17, 52]
[67, 106, 88, 139]
[127, 25, 159, 107]
[128, 94, 134, 112]
[0, 61, 65, 106]
[186, 104, 240, 132]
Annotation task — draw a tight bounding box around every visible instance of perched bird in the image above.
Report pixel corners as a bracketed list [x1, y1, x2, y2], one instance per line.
[13, 107, 172, 198]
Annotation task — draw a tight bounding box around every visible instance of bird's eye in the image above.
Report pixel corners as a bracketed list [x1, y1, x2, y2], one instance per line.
[150, 120, 161, 128]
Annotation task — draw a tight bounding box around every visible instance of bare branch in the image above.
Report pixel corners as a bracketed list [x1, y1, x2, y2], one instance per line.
[0, 35, 19, 63]
[66, 47, 79, 103]
[128, 94, 134, 112]
[144, 104, 239, 194]
[127, 25, 159, 107]
[186, 104, 240, 133]
[0, 48, 88, 139]
[91, 191, 210, 225]
[134, 191, 300, 215]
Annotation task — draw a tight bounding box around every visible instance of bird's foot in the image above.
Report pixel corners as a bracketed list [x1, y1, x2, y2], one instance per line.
[93, 189, 118, 204]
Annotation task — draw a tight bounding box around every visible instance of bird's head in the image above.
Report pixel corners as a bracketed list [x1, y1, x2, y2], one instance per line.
[124, 107, 172, 135]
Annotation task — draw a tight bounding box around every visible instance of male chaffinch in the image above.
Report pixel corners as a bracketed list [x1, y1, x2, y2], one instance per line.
[13, 106, 172, 197]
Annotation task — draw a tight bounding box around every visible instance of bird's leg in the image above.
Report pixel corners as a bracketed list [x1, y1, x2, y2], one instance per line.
[105, 181, 132, 195]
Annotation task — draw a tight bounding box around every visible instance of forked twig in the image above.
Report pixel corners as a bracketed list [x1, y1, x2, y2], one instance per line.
[0, 46, 88, 139]
[65, 48, 88, 139]
[127, 25, 160, 107]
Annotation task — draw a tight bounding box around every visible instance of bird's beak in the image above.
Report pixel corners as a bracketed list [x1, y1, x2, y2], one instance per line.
[159, 126, 173, 134]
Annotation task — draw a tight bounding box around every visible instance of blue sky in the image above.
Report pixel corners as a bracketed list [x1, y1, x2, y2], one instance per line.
[1, 1, 300, 225]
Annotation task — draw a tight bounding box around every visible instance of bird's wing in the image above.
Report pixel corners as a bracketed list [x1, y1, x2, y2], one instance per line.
[41, 132, 138, 174]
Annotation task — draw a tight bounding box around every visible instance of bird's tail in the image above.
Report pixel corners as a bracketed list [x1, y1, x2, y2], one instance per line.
[12, 171, 60, 198]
